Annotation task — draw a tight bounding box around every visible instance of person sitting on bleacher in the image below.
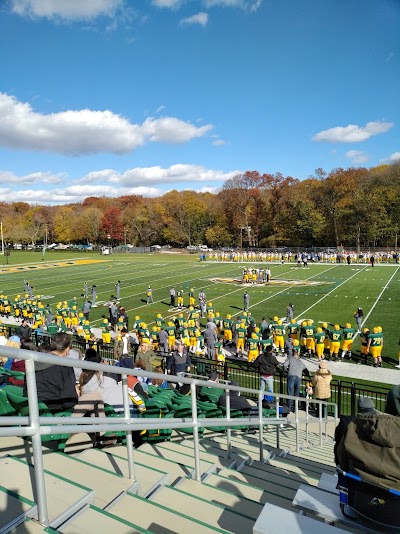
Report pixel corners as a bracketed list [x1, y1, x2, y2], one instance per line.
[217, 380, 252, 415]
[336, 385, 400, 491]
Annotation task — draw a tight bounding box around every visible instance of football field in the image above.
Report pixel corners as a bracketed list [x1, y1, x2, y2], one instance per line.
[1, 251, 399, 368]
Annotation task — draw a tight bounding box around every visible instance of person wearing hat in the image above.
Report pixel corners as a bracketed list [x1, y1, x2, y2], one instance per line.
[312, 360, 332, 417]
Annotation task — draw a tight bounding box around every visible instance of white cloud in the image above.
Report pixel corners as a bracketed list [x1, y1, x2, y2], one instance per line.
[77, 164, 240, 186]
[10, 0, 123, 20]
[313, 121, 394, 143]
[180, 12, 208, 26]
[156, 105, 166, 113]
[382, 152, 400, 163]
[0, 93, 213, 155]
[1, 164, 241, 204]
[152, 0, 182, 8]
[204, 0, 262, 11]
[0, 170, 66, 185]
[212, 139, 226, 146]
[345, 150, 368, 164]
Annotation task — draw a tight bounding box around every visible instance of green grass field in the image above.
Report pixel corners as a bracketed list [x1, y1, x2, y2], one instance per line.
[1, 250, 400, 370]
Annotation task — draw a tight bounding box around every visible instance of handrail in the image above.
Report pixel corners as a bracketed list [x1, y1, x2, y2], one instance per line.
[0, 345, 337, 527]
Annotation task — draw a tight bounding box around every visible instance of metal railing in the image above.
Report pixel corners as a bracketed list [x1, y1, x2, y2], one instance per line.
[0, 345, 337, 527]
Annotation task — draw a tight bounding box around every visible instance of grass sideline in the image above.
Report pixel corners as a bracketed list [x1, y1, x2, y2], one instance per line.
[1, 250, 399, 371]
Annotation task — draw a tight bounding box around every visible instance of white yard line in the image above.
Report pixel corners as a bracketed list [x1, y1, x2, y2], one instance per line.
[295, 265, 369, 320]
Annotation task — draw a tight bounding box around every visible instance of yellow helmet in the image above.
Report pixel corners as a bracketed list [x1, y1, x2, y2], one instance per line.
[277, 319, 282, 326]
[322, 322, 328, 329]
[255, 327, 260, 333]
[183, 322, 188, 327]
[135, 315, 140, 320]
[215, 312, 220, 317]
[103, 318, 108, 324]
[142, 323, 147, 328]
[291, 319, 296, 324]
[302, 321, 307, 327]
[78, 312, 84, 318]
[372, 326, 378, 333]
[152, 326, 158, 331]
[345, 323, 351, 329]
[316, 327, 322, 333]
[227, 314, 231, 319]
[377, 326, 382, 333]
[189, 320, 195, 327]
[273, 316, 278, 321]
[178, 313, 183, 318]
[208, 302, 212, 307]
[72, 305, 77, 310]
[251, 332, 258, 339]
[243, 311, 247, 316]
[168, 321, 174, 326]
[334, 324, 340, 330]
[190, 288, 194, 292]
[292, 339, 300, 347]
[307, 319, 312, 326]
[363, 327, 369, 333]
[85, 320, 90, 325]
[157, 313, 162, 318]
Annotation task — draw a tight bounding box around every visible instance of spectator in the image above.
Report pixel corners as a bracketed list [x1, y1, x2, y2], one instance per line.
[136, 339, 158, 373]
[336, 385, 400, 496]
[312, 360, 332, 417]
[333, 397, 378, 464]
[16, 319, 32, 342]
[283, 344, 311, 412]
[158, 326, 169, 355]
[1, 336, 22, 370]
[8, 340, 36, 387]
[23, 333, 78, 414]
[166, 340, 191, 389]
[218, 380, 252, 415]
[113, 328, 131, 360]
[254, 346, 280, 401]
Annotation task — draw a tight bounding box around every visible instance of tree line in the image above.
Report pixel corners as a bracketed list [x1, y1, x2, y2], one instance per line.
[1, 163, 400, 250]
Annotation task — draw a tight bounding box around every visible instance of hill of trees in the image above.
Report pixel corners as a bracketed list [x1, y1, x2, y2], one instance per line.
[1, 163, 400, 250]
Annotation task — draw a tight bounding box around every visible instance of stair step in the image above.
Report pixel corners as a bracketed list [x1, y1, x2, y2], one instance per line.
[0, 485, 37, 534]
[205, 472, 295, 511]
[0, 456, 94, 529]
[140, 441, 236, 470]
[149, 485, 254, 534]
[40, 451, 136, 509]
[108, 445, 216, 480]
[13, 517, 58, 533]
[58, 504, 153, 534]
[176, 478, 263, 520]
[77, 448, 169, 497]
[108, 492, 230, 533]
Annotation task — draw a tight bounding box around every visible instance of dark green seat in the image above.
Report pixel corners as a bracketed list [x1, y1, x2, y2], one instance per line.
[0, 389, 17, 416]
[199, 386, 224, 404]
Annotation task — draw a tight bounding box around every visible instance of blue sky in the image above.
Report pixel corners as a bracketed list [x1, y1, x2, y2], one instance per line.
[0, 0, 399, 204]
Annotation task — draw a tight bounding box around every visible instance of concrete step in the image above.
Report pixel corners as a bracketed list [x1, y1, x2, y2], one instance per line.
[213, 467, 297, 501]
[176, 478, 263, 520]
[39, 451, 136, 509]
[79, 446, 202, 495]
[0, 485, 37, 534]
[108, 445, 217, 481]
[175, 436, 321, 483]
[207, 434, 336, 474]
[58, 504, 153, 534]
[140, 441, 241, 470]
[149, 485, 254, 534]
[77, 448, 169, 498]
[12, 517, 58, 533]
[0, 456, 94, 529]
[205, 472, 295, 511]
[109, 491, 230, 533]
